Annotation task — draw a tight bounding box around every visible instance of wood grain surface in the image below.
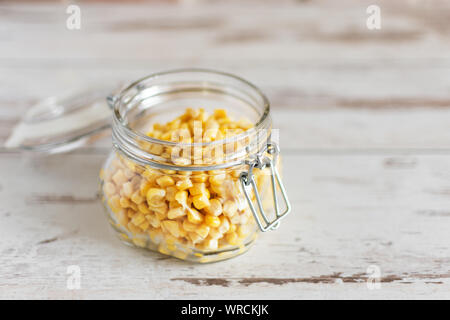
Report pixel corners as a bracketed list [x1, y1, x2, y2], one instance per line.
[0, 0, 449, 299]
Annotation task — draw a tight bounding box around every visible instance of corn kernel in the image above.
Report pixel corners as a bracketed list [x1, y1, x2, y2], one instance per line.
[139, 180, 151, 197]
[103, 182, 116, 196]
[122, 181, 133, 197]
[132, 237, 147, 248]
[192, 194, 210, 210]
[226, 232, 240, 246]
[204, 198, 222, 216]
[205, 214, 221, 228]
[131, 190, 144, 205]
[203, 237, 218, 251]
[174, 190, 188, 205]
[139, 221, 150, 231]
[156, 176, 175, 187]
[237, 224, 252, 238]
[188, 232, 203, 244]
[191, 173, 208, 183]
[146, 188, 166, 206]
[119, 197, 130, 208]
[195, 224, 210, 239]
[112, 169, 127, 186]
[146, 214, 161, 228]
[137, 203, 150, 214]
[131, 213, 146, 226]
[165, 186, 177, 202]
[218, 216, 230, 234]
[183, 219, 198, 232]
[176, 178, 193, 191]
[167, 207, 186, 219]
[214, 109, 227, 119]
[223, 200, 237, 217]
[162, 220, 182, 238]
[188, 183, 207, 196]
[187, 208, 204, 224]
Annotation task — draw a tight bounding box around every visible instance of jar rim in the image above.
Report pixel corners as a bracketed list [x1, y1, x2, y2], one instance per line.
[112, 68, 271, 148]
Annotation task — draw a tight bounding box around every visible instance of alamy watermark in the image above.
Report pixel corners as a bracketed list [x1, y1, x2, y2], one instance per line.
[366, 5, 381, 30]
[66, 4, 81, 30]
[366, 265, 381, 290]
[66, 265, 81, 290]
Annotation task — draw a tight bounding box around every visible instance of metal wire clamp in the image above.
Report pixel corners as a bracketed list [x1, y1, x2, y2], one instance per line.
[240, 142, 291, 232]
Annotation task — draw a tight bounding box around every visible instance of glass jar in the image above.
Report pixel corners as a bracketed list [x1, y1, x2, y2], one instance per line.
[99, 69, 290, 263]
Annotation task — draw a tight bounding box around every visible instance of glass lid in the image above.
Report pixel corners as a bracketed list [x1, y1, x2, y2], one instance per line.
[4, 87, 113, 153]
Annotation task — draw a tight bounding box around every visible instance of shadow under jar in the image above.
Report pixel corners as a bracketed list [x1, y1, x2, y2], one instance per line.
[100, 69, 291, 263]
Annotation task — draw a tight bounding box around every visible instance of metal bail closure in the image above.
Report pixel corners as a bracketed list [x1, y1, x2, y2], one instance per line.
[239, 143, 291, 232]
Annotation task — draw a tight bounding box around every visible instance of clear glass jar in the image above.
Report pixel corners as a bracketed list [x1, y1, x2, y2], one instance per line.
[99, 69, 290, 263]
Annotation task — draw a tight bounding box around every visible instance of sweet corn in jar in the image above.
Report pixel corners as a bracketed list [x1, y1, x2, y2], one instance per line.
[100, 69, 290, 262]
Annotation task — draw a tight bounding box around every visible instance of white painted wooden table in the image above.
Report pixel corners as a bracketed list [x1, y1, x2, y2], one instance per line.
[0, 0, 449, 299]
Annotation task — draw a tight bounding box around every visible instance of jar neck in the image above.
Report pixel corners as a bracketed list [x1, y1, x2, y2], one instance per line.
[109, 69, 272, 171]
[112, 114, 272, 171]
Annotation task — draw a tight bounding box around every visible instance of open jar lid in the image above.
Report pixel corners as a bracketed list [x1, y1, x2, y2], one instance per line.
[4, 87, 113, 153]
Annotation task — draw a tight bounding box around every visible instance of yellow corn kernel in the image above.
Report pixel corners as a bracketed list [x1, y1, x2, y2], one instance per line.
[127, 221, 142, 234]
[103, 182, 116, 196]
[188, 183, 207, 196]
[115, 210, 128, 226]
[146, 214, 161, 228]
[191, 173, 208, 183]
[129, 202, 138, 211]
[223, 200, 237, 217]
[137, 203, 150, 214]
[205, 214, 221, 228]
[139, 180, 151, 197]
[156, 176, 175, 187]
[195, 224, 210, 239]
[204, 198, 222, 216]
[131, 190, 144, 205]
[112, 169, 128, 186]
[158, 244, 171, 255]
[188, 232, 203, 244]
[167, 207, 186, 219]
[230, 213, 241, 225]
[174, 190, 188, 205]
[218, 216, 230, 234]
[162, 220, 183, 238]
[123, 168, 135, 180]
[149, 144, 164, 155]
[182, 219, 198, 232]
[209, 173, 226, 185]
[139, 221, 150, 231]
[132, 237, 147, 248]
[165, 186, 177, 202]
[153, 203, 168, 217]
[131, 213, 146, 226]
[226, 232, 240, 246]
[148, 228, 162, 243]
[142, 167, 158, 180]
[127, 208, 136, 218]
[187, 208, 204, 224]
[161, 169, 177, 175]
[175, 178, 193, 191]
[214, 109, 227, 119]
[108, 195, 121, 212]
[203, 237, 218, 251]
[173, 250, 188, 260]
[192, 194, 210, 210]
[146, 188, 166, 206]
[237, 224, 252, 238]
[209, 227, 224, 239]
[122, 181, 133, 197]
[119, 197, 131, 208]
